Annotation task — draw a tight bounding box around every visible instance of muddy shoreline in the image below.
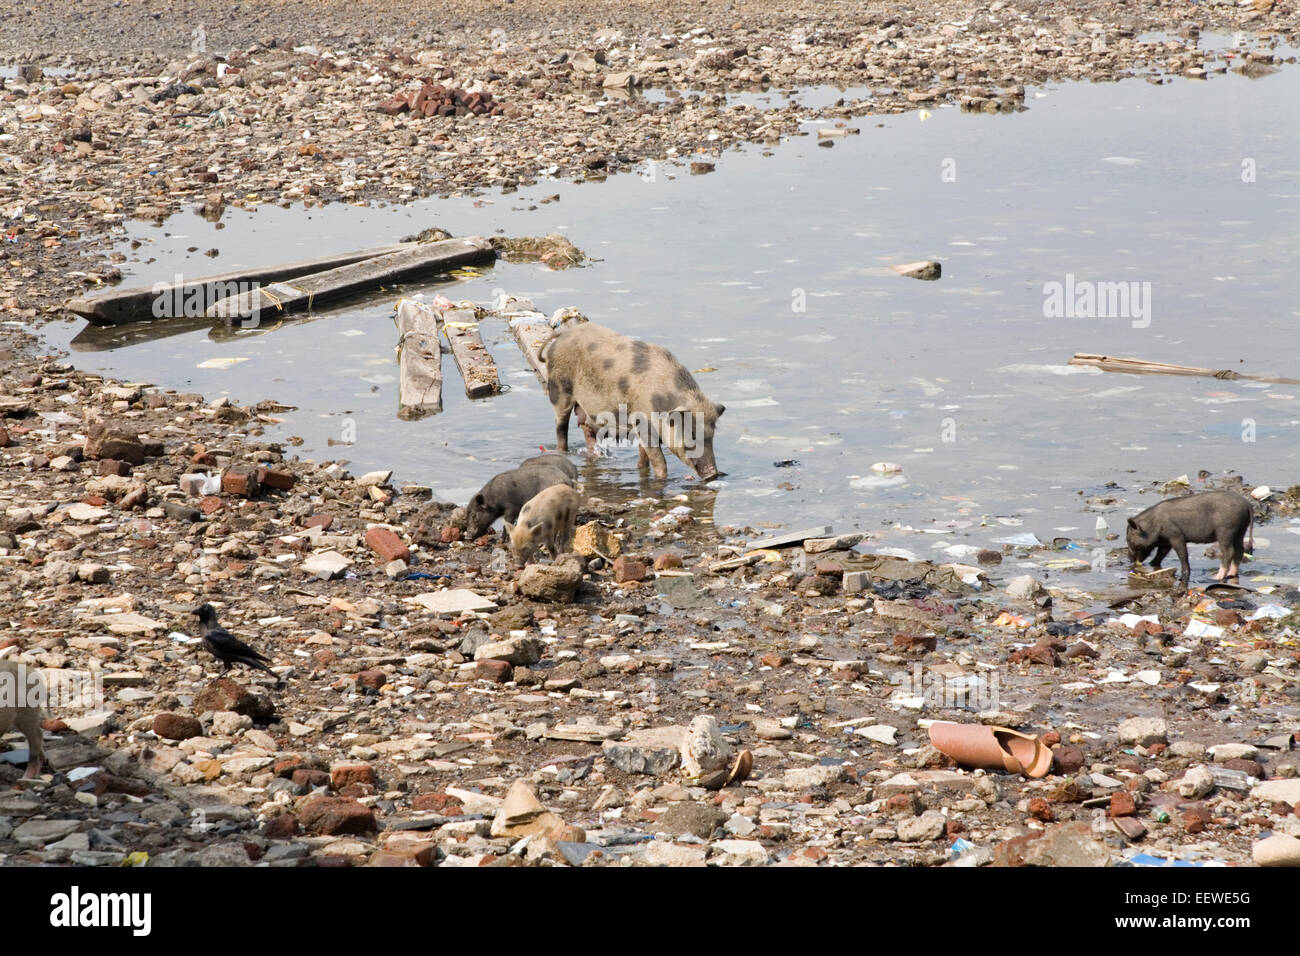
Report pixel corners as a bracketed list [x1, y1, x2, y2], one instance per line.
[1, 1, 1299, 868]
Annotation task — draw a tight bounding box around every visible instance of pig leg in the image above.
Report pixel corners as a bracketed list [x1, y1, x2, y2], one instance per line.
[1225, 534, 1244, 580]
[1168, 535, 1191, 588]
[634, 419, 669, 479]
[553, 403, 573, 453]
[575, 406, 600, 455]
[1149, 542, 1170, 570]
[14, 710, 44, 779]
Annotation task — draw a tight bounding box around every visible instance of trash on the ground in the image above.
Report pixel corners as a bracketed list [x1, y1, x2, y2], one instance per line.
[890, 260, 941, 281]
[927, 722, 1053, 777]
[1068, 352, 1300, 385]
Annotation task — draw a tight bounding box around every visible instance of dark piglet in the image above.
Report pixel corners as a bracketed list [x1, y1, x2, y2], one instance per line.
[464, 453, 577, 539]
[1126, 490, 1254, 588]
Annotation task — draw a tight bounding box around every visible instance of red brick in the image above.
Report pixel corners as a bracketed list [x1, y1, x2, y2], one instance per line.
[337, 782, 376, 799]
[221, 467, 261, 498]
[1051, 744, 1085, 775]
[292, 768, 330, 789]
[475, 659, 514, 683]
[263, 813, 299, 839]
[612, 556, 647, 583]
[256, 466, 296, 491]
[0, 426, 9, 447]
[330, 763, 376, 790]
[368, 848, 429, 867]
[1028, 798, 1055, 822]
[1109, 792, 1137, 817]
[274, 757, 312, 778]
[412, 792, 463, 814]
[1180, 804, 1212, 834]
[759, 653, 790, 668]
[304, 514, 333, 531]
[198, 495, 224, 515]
[893, 633, 937, 652]
[440, 526, 462, 543]
[97, 459, 132, 477]
[312, 648, 337, 665]
[153, 713, 203, 740]
[356, 669, 386, 690]
[297, 796, 377, 836]
[83, 424, 145, 464]
[653, 552, 682, 571]
[365, 526, 410, 564]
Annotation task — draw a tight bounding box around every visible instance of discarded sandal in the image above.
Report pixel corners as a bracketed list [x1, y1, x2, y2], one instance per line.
[928, 722, 1053, 778]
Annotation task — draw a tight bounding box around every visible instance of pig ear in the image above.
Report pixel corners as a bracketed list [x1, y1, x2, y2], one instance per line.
[503, 520, 514, 535]
[714, 402, 726, 418]
[1126, 517, 1136, 528]
[473, 494, 485, 507]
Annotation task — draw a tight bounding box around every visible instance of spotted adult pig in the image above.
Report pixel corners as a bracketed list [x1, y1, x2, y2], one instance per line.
[0, 659, 45, 778]
[505, 484, 584, 566]
[1126, 490, 1254, 588]
[464, 453, 578, 540]
[540, 322, 725, 480]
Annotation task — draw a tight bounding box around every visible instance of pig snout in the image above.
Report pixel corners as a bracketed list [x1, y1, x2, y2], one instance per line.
[694, 458, 722, 482]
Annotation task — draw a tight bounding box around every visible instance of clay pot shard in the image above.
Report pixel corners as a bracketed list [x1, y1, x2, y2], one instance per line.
[927, 722, 1053, 778]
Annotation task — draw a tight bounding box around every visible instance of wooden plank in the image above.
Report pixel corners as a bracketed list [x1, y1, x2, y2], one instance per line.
[746, 525, 833, 550]
[394, 299, 444, 419]
[67, 242, 420, 326]
[206, 237, 494, 322]
[506, 312, 554, 385]
[1069, 353, 1300, 385]
[442, 307, 500, 399]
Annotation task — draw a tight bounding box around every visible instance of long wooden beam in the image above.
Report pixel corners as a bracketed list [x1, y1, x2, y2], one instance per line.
[67, 242, 421, 326]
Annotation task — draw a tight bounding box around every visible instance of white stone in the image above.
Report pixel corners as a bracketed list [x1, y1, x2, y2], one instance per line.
[680, 715, 734, 777]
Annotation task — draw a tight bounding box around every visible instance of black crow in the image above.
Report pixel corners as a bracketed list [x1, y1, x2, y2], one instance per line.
[191, 604, 276, 677]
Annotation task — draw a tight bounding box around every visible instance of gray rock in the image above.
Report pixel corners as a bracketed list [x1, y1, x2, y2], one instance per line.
[1178, 765, 1215, 799]
[644, 840, 707, 867]
[780, 764, 847, 790]
[658, 802, 727, 839]
[897, 811, 946, 843]
[302, 550, 351, 579]
[13, 819, 81, 846]
[680, 715, 733, 777]
[708, 839, 771, 866]
[603, 727, 681, 776]
[1005, 575, 1045, 602]
[1253, 834, 1300, 867]
[474, 636, 543, 666]
[556, 841, 604, 866]
[1117, 717, 1168, 747]
[1208, 743, 1258, 763]
[1251, 778, 1300, 805]
[516, 562, 582, 603]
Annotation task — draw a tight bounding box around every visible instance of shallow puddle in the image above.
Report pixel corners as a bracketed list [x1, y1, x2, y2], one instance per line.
[44, 57, 1300, 591]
